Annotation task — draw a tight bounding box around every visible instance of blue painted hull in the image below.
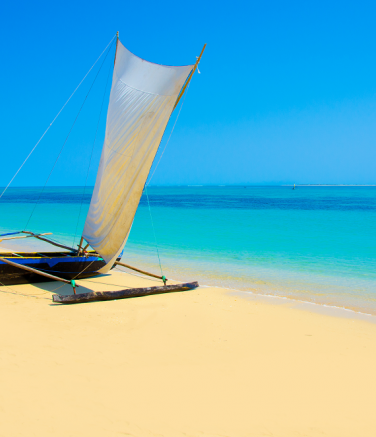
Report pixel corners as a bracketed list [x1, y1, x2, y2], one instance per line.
[0, 252, 108, 285]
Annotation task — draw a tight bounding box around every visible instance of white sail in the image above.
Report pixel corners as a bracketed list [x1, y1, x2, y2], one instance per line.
[83, 40, 193, 272]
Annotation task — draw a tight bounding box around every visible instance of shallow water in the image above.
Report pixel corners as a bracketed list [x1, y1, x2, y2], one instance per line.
[1, 186, 376, 314]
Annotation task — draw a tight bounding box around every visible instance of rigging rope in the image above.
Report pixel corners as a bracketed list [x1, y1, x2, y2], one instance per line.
[0, 34, 116, 202]
[141, 83, 192, 279]
[144, 185, 164, 278]
[72, 61, 113, 249]
[23, 39, 115, 233]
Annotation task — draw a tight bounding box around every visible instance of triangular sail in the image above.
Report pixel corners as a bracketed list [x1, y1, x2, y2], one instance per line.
[82, 40, 193, 272]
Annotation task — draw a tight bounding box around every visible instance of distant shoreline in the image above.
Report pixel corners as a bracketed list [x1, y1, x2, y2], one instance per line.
[282, 184, 376, 187]
[1, 184, 376, 190]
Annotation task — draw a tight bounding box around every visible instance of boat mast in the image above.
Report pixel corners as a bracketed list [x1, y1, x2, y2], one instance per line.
[114, 31, 119, 65]
[172, 43, 207, 111]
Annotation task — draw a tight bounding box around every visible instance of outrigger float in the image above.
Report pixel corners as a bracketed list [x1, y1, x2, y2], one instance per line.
[0, 33, 205, 303]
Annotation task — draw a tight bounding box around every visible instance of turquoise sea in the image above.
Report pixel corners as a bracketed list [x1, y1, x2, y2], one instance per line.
[1, 186, 376, 314]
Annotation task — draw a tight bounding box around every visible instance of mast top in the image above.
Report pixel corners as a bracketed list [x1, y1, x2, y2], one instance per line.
[114, 32, 120, 65]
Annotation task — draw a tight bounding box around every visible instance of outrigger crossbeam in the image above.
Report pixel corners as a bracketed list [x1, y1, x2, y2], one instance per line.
[114, 261, 167, 284]
[0, 256, 78, 291]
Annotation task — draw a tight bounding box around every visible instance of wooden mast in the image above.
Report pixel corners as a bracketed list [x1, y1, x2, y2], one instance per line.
[77, 236, 84, 255]
[172, 43, 207, 111]
[114, 31, 119, 65]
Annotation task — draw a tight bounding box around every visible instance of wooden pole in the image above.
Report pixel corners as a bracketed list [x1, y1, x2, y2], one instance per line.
[114, 31, 119, 66]
[0, 256, 73, 286]
[77, 236, 84, 255]
[114, 261, 167, 283]
[0, 232, 52, 243]
[172, 43, 207, 112]
[21, 231, 76, 252]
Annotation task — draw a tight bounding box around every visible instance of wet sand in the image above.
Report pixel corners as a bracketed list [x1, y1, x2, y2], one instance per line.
[1, 268, 376, 436]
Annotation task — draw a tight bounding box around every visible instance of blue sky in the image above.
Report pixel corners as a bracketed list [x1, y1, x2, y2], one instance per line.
[1, 0, 376, 186]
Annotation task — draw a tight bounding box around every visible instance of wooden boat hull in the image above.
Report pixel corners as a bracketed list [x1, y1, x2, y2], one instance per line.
[0, 253, 107, 285]
[53, 281, 199, 304]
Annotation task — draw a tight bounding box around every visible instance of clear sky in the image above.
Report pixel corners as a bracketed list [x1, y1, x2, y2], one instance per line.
[1, 0, 376, 186]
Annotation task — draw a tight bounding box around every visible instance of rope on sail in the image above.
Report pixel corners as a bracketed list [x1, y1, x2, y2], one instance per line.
[144, 186, 164, 278]
[72, 61, 114, 249]
[23, 39, 116, 233]
[0, 34, 116, 202]
[138, 82, 192, 281]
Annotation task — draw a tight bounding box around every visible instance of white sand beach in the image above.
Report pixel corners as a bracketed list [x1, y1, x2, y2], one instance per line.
[1, 269, 376, 437]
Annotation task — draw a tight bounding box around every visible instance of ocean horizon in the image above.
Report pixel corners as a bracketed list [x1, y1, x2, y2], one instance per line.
[1, 185, 376, 315]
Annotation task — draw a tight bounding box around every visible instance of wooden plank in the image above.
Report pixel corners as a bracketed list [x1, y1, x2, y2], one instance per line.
[52, 281, 199, 304]
[0, 256, 73, 285]
[114, 261, 166, 282]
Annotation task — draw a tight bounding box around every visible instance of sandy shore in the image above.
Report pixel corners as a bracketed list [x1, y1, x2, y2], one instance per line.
[1, 268, 376, 437]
